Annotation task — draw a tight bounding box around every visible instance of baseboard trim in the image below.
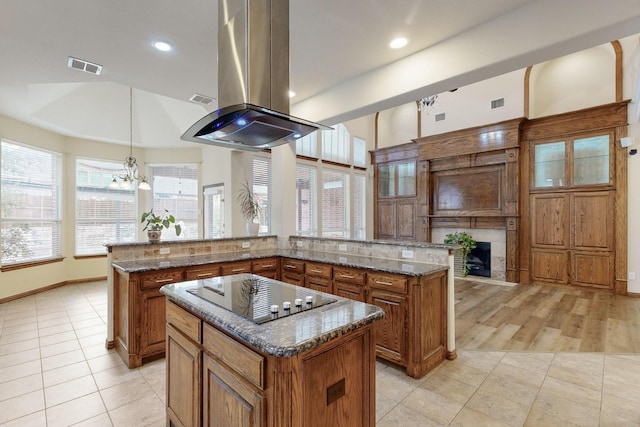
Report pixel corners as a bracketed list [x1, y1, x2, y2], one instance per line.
[446, 349, 457, 360]
[0, 276, 107, 304]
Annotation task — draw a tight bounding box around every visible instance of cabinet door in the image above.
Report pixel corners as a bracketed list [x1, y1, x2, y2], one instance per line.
[377, 201, 396, 240]
[220, 261, 252, 276]
[530, 249, 569, 285]
[202, 353, 265, 427]
[166, 324, 201, 427]
[251, 258, 280, 280]
[396, 200, 416, 240]
[281, 258, 305, 286]
[308, 276, 333, 294]
[571, 191, 614, 251]
[367, 290, 406, 364]
[334, 282, 365, 302]
[530, 194, 569, 248]
[185, 264, 221, 281]
[572, 251, 614, 289]
[141, 289, 166, 358]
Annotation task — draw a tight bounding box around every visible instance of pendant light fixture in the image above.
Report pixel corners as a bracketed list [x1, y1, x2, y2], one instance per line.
[109, 87, 151, 191]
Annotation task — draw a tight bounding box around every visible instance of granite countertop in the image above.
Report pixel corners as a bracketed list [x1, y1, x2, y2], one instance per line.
[160, 274, 385, 357]
[112, 248, 448, 277]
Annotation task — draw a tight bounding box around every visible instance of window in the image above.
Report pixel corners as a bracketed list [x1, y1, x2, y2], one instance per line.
[353, 137, 367, 168]
[1, 140, 62, 265]
[322, 169, 349, 238]
[296, 165, 316, 236]
[253, 157, 271, 234]
[296, 132, 318, 158]
[76, 158, 136, 255]
[322, 124, 350, 164]
[203, 184, 224, 239]
[150, 164, 198, 239]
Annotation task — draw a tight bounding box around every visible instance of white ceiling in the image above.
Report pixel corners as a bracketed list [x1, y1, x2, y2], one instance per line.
[0, 0, 639, 148]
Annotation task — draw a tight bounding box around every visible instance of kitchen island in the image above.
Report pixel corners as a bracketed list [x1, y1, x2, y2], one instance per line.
[160, 274, 384, 427]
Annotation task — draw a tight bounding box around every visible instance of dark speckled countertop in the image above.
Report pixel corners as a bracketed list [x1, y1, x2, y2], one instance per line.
[160, 274, 385, 357]
[112, 248, 448, 277]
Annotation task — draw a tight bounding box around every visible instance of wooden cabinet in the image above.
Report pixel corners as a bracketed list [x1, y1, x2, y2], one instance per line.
[165, 298, 377, 426]
[306, 262, 333, 294]
[280, 258, 305, 286]
[333, 267, 366, 302]
[184, 264, 221, 281]
[374, 159, 418, 241]
[251, 257, 280, 280]
[220, 260, 252, 276]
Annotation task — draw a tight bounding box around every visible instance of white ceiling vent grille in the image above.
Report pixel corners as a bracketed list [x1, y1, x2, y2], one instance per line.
[435, 112, 446, 122]
[189, 94, 215, 105]
[491, 98, 505, 109]
[67, 57, 102, 75]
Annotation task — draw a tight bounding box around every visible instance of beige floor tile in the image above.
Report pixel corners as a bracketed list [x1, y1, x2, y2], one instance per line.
[38, 330, 77, 347]
[402, 386, 464, 425]
[524, 408, 583, 427]
[434, 359, 491, 388]
[1, 316, 37, 328]
[38, 322, 73, 337]
[490, 360, 547, 388]
[0, 337, 39, 356]
[466, 388, 531, 426]
[42, 360, 92, 388]
[72, 412, 114, 426]
[0, 347, 40, 369]
[0, 329, 39, 345]
[476, 370, 540, 407]
[375, 369, 421, 402]
[0, 409, 47, 427]
[38, 315, 72, 327]
[375, 392, 399, 422]
[0, 322, 37, 336]
[500, 352, 554, 375]
[41, 349, 86, 371]
[420, 371, 477, 405]
[0, 360, 41, 384]
[547, 353, 604, 392]
[108, 393, 165, 427]
[0, 390, 45, 424]
[87, 352, 125, 373]
[82, 343, 114, 360]
[454, 350, 506, 372]
[45, 392, 106, 427]
[93, 364, 143, 390]
[143, 369, 167, 403]
[73, 317, 105, 330]
[76, 324, 107, 339]
[539, 376, 601, 407]
[40, 338, 81, 358]
[532, 387, 600, 427]
[600, 392, 640, 426]
[78, 333, 108, 348]
[68, 311, 101, 322]
[0, 373, 42, 402]
[99, 376, 155, 411]
[450, 406, 511, 427]
[44, 374, 98, 407]
[377, 403, 445, 427]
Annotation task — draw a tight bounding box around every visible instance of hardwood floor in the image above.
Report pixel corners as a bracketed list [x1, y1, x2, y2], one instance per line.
[455, 278, 640, 353]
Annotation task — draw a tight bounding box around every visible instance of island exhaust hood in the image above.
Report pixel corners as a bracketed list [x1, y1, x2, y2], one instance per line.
[181, 0, 329, 151]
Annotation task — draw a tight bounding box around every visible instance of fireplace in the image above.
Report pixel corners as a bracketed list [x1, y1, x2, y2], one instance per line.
[467, 242, 491, 278]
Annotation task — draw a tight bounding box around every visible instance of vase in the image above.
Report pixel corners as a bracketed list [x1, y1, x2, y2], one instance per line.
[147, 229, 162, 242]
[246, 222, 259, 236]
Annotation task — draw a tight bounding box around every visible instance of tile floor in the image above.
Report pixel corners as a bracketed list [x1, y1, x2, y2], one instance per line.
[1, 280, 639, 426]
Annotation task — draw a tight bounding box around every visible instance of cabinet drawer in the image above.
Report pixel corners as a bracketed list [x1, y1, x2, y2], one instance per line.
[184, 265, 221, 281]
[220, 261, 252, 276]
[333, 267, 365, 285]
[140, 270, 184, 290]
[166, 300, 201, 343]
[282, 258, 305, 273]
[251, 258, 280, 273]
[202, 323, 264, 390]
[306, 262, 332, 279]
[368, 273, 408, 294]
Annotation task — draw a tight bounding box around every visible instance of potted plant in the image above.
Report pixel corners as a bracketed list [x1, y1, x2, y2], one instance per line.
[141, 208, 182, 242]
[444, 231, 476, 276]
[237, 182, 262, 236]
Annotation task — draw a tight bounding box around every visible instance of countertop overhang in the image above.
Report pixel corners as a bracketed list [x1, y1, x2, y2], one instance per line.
[160, 274, 385, 357]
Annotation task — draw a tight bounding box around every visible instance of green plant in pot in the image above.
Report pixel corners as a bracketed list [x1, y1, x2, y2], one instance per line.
[141, 209, 182, 242]
[444, 231, 476, 276]
[237, 182, 262, 236]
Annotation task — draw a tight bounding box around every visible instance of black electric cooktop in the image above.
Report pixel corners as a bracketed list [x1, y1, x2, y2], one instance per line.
[186, 274, 337, 324]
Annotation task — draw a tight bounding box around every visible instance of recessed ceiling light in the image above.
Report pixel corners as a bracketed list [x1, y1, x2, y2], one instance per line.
[389, 37, 408, 49]
[153, 41, 172, 52]
[288, 90, 296, 98]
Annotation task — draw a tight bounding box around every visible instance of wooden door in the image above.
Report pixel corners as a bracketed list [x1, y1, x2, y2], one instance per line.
[367, 290, 406, 365]
[166, 324, 201, 427]
[141, 289, 167, 358]
[202, 353, 264, 427]
[530, 194, 569, 248]
[377, 201, 396, 239]
[396, 201, 416, 240]
[571, 191, 614, 251]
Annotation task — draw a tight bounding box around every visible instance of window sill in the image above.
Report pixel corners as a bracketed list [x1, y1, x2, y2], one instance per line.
[1, 257, 65, 272]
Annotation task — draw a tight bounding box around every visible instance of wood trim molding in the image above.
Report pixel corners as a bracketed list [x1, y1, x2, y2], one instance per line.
[611, 40, 623, 102]
[74, 254, 107, 260]
[1, 256, 64, 272]
[416, 100, 422, 138]
[524, 66, 532, 118]
[374, 111, 380, 150]
[0, 276, 107, 304]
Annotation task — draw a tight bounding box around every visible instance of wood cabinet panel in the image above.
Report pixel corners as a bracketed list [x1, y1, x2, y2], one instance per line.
[572, 251, 614, 289]
[571, 191, 614, 251]
[308, 276, 333, 294]
[167, 300, 201, 343]
[202, 353, 265, 427]
[368, 290, 406, 365]
[140, 269, 184, 290]
[334, 282, 365, 302]
[306, 262, 332, 279]
[531, 249, 569, 284]
[377, 201, 396, 239]
[397, 201, 416, 240]
[184, 265, 221, 281]
[531, 194, 569, 248]
[368, 272, 408, 294]
[432, 166, 503, 215]
[251, 257, 280, 280]
[141, 290, 166, 359]
[220, 260, 252, 276]
[333, 267, 365, 285]
[166, 323, 201, 427]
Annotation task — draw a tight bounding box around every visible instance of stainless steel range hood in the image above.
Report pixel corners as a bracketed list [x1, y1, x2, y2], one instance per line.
[181, 0, 329, 151]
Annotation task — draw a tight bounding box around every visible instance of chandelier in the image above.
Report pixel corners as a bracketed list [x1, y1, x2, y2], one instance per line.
[108, 87, 151, 191]
[417, 94, 438, 112]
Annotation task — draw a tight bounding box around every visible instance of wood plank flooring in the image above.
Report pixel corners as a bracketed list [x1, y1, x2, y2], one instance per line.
[455, 279, 640, 353]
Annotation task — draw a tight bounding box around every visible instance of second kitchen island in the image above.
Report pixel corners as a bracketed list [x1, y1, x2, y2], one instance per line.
[160, 274, 385, 427]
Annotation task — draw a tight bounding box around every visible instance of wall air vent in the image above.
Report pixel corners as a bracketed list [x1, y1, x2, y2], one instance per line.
[435, 112, 446, 122]
[491, 98, 505, 109]
[67, 56, 102, 75]
[189, 94, 215, 105]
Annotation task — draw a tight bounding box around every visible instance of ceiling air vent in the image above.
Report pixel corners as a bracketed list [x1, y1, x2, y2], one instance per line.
[67, 56, 102, 75]
[435, 112, 446, 122]
[490, 98, 505, 110]
[189, 94, 215, 105]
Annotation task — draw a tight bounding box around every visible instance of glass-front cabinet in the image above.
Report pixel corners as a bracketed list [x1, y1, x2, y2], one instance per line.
[375, 159, 417, 241]
[532, 132, 612, 190]
[377, 161, 416, 198]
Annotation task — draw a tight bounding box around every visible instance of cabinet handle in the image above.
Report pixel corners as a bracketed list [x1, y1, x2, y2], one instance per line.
[196, 273, 213, 278]
[310, 269, 322, 273]
[340, 274, 354, 279]
[261, 264, 274, 268]
[285, 264, 297, 269]
[232, 268, 246, 272]
[155, 278, 175, 284]
[375, 280, 393, 286]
